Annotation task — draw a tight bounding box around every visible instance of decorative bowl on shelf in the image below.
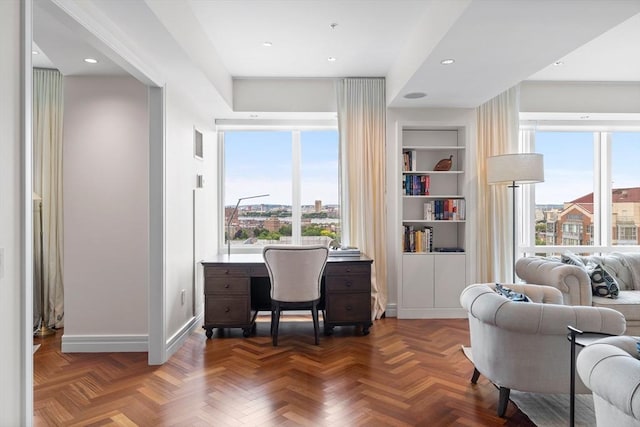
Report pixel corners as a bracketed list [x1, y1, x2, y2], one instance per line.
[433, 155, 453, 171]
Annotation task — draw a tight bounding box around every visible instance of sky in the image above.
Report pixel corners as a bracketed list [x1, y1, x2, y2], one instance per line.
[225, 130, 339, 207]
[225, 129, 640, 207]
[535, 131, 640, 205]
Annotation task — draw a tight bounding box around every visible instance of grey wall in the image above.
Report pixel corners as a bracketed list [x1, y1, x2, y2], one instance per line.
[63, 76, 149, 344]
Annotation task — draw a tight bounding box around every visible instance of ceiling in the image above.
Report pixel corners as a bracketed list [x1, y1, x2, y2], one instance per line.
[32, 0, 640, 118]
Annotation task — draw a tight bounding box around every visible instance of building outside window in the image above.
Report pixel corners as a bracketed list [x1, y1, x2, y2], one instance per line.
[220, 128, 340, 253]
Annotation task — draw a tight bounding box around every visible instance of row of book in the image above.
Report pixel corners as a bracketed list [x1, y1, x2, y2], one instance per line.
[403, 174, 430, 196]
[403, 225, 433, 253]
[403, 150, 417, 172]
[423, 199, 466, 221]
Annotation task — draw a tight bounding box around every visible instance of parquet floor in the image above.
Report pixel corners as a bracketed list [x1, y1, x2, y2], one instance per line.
[34, 316, 535, 426]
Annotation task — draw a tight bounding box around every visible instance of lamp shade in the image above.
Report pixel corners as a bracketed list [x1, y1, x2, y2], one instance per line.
[487, 153, 544, 185]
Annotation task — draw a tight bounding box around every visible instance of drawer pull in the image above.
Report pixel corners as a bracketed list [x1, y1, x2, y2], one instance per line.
[346, 268, 351, 272]
[225, 306, 231, 313]
[345, 281, 352, 287]
[224, 269, 230, 275]
[224, 283, 230, 288]
[346, 305, 352, 311]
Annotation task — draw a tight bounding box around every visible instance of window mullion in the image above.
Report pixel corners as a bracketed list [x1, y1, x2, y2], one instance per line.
[292, 130, 302, 244]
[599, 132, 612, 246]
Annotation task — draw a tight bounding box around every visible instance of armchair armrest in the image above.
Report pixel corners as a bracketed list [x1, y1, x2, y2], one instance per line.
[577, 336, 640, 421]
[515, 257, 593, 306]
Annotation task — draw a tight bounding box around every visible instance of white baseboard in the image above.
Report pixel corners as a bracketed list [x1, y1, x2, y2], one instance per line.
[384, 303, 397, 317]
[166, 313, 203, 359]
[61, 334, 148, 353]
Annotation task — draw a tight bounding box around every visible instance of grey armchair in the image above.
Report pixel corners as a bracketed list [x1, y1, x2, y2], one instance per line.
[263, 244, 329, 346]
[460, 283, 626, 417]
[577, 335, 640, 426]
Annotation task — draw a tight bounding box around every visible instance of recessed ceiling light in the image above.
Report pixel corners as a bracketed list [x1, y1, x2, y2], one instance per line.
[250, 114, 258, 118]
[330, 23, 338, 30]
[404, 92, 427, 99]
[84, 58, 98, 64]
[327, 56, 337, 62]
[263, 41, 273, 47]
[553, 61, 564, 66]
[580, 115, 590, 119]
[440, 59, 455, 65]
[32, 50, 38, 55]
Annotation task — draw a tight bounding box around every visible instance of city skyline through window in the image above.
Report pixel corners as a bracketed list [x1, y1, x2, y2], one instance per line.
[223, 129, 340, 251]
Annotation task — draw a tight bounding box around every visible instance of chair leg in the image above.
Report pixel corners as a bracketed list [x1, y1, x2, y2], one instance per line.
[471, 367, 481, 384]
[311, 302, 319, 345]
[497, 387, 510, 417]
[272, 303, 281, 347]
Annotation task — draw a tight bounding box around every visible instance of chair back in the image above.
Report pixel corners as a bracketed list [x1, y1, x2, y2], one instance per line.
[263, 245, 329, 302]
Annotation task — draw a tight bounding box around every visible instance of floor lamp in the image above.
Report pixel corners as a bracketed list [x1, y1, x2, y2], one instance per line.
[33, 192, 55, 337]
[227, 194, 270, 256]
[487, 153, 544, 282]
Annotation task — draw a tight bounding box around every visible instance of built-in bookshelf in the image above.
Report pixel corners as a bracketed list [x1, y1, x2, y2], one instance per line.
[398, 125, 468, 319]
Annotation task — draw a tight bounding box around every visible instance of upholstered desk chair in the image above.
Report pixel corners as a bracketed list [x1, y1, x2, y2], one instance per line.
[460, 283, 626, 417]
[263, 245, 329, 346]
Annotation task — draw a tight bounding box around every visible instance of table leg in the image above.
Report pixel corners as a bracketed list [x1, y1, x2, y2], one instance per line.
[568, 326, 583, 427]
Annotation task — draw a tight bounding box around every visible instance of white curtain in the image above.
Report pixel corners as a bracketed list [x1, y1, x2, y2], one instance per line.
[33, 68, 65, 329]
[336, 78, 387, 319]
[475, 86, 520, 282]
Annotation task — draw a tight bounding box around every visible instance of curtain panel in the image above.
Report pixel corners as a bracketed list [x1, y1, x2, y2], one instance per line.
[336, 78, 387, 319]
[33, 68, 65, 329]
[474, 86, 520, 283]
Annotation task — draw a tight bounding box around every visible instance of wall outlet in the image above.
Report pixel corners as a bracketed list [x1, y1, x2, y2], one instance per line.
[181, 289, 186, 305]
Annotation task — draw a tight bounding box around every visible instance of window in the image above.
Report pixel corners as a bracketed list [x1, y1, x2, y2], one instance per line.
[221, 128, 340, 253]
[531, 129, 640, 251]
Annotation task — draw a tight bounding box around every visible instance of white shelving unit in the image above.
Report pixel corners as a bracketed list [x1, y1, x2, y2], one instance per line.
[398, 126, 468, 318]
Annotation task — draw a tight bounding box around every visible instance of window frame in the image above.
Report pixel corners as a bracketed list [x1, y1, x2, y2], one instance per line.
[216, 121, 340, 254]
[520, 119, 640, 257]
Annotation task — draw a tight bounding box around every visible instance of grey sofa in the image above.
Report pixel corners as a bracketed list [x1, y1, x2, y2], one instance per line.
[516, 253, 640, 335]
[577, 335, 640, 426]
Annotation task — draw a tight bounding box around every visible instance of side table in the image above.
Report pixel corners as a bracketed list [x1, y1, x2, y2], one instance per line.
[567, 326, 614, 427]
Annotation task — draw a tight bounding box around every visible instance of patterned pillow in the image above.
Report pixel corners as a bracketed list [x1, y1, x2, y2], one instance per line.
[561, 251, 585, 267]
[585, 262, 619, 298]
[494, 283, 531, 302]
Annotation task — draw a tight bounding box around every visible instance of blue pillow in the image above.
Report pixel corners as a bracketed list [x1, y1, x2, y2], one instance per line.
[586, 262, 619, 298]
[495, 283, 531, 302]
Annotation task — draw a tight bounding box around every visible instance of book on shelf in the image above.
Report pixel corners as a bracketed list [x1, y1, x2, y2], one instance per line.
[403, 225, 433, 253]
[403, 174, 430, 195]
[423, 199, 465, 220]
[403, 150, 417, 172]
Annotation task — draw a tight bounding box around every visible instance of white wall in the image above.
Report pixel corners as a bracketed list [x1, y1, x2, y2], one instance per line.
[385, 107, 476, 315]
[233, 78, 337, 113]
[164, 86, 217, 346]
[521, 81, 640, 114]
[0, 0, 30, 424]
[62, 76, 149, 349]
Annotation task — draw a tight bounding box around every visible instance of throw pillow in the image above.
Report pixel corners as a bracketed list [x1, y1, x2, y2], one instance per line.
[494, 283, 531, 302]
[586, 262, 620, 298]
[561, 251, 585, 267]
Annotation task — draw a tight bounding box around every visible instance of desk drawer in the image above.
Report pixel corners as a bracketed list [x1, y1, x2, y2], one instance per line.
[326, 293, 370, 323]
[205, 277, 250, 294]
[325, 275, 370, 292]
[205, 266, 250, 278]
[325, 263, 370, 277]
[205, 295, 250, 325]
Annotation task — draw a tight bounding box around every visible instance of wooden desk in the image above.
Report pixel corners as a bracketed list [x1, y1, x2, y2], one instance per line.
[201, 254, 373, 339]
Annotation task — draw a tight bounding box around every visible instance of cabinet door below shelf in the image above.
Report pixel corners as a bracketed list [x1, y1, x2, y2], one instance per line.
[434, 253, 467, 308]
[401, 255, 435, 309]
